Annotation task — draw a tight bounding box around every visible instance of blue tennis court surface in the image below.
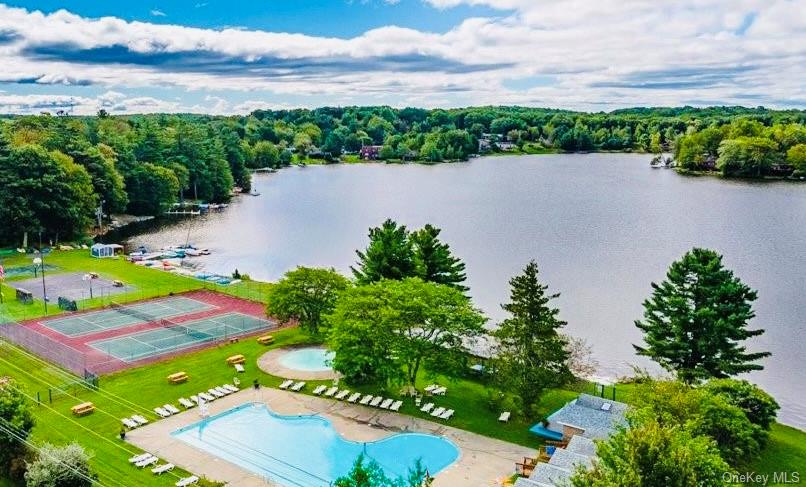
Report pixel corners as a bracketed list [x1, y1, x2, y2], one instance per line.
[41, 296, 215, 337]
[88, 312, 275, 362]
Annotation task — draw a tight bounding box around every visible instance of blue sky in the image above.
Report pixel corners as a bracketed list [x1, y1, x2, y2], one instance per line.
[0, 0, 803, 114]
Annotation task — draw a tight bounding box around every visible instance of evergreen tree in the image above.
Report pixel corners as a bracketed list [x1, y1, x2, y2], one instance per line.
[493, 260, 571, 416]
[634, 248, 770, 384]
[411, 224, 468, 292]
[351, 219, 416, 284]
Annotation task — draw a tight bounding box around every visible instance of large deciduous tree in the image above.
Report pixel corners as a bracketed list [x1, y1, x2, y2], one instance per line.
[266, 267, 351, 336]
[634, 248, 769, 384]
[493, 261, 572, 416]
[327, 278, 485, 387]
[124, 163, 180, 216]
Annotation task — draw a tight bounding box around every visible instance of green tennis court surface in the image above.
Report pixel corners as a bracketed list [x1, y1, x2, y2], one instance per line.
[42, 296, 215, 337]
[88, 312, 274, 362]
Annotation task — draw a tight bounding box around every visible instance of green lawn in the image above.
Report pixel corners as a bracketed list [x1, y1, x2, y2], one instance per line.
[1, 251, 803, 486]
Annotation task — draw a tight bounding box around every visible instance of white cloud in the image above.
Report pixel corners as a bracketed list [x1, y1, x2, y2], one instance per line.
[150, 9, 166, 17]
[0, 1, 802, 113]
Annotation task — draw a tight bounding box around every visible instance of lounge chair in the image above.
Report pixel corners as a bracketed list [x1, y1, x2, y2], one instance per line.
[312, 385, 327, 395]
[175, 475, 199, 487]
[424, 384, 438, 393]
[432, 386, 447, 395]
[234, 363, 245, 373]
[335, 390, 350, 400]
[199, 392, 215, 402]
[291, 381, 306, 391]
[359, 395, 373, 405]
[214, 386, 230, 396]
[208, 388, 224, 398]
[420, 403, 434, 413]
[498, 411, 511, 422]
[370, 396, 383, 407]
[154, 407, 170, 418]
[324, 387, 338, 397]
[152, 463, 175, 475]
[122, 418, 138, 429]
[190, 395, 199, 404]
[179, 398, 195, 409]
[347, 393, 362, 403]
[223, 384, 239, 393]
[136, 455, 159, 468]
[164, 404, 180, 415]
[439, 409, 454, 420]
[431, 407, 445, 417]
[390, 400, 403, 411]
[279, 379, 294, 390]
[132, 415, 149, 425]
[379, 398, 393, 409]
[129, 453, 152, 464]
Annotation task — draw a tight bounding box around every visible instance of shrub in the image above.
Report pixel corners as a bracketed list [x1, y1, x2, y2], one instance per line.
[24, 443, 95, 487]
[704, 379, 779, 430]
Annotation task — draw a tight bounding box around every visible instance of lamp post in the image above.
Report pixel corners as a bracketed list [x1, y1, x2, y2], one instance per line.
[33, 256, 47, 313]
[83, 273, 95, 299]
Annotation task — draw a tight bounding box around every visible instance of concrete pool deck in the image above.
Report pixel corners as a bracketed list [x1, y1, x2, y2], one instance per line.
[257, 346, 342, 380]
[125, 387, 534, 486]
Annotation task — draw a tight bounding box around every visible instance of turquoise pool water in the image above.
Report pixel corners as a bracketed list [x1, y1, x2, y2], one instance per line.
[279, 347, 335, 372]
[172, 403, 459, 486]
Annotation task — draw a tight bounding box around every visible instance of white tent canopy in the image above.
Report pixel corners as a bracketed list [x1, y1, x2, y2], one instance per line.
[90, 243, 123, 258]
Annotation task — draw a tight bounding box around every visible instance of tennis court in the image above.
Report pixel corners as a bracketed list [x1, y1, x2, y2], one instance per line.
[87, 312, 275, 362]
[41, 296, 215, 337]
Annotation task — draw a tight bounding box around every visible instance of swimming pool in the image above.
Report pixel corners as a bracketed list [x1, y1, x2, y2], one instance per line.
[278, 347, 335, 372]
[172, 403, 459, 486]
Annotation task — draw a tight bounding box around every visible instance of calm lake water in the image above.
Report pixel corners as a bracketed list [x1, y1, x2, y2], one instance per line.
[127, 154, 806, 428]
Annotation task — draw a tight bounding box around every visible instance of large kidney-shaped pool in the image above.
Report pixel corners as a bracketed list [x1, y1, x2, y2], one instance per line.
[172, 403, 459, 486]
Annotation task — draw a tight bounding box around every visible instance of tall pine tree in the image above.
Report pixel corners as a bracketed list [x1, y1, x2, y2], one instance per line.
[351, 219, 416, 283]
[411, 224, 468, 292]
[494, 260, 571, 416]
[634, 248, 770, 384]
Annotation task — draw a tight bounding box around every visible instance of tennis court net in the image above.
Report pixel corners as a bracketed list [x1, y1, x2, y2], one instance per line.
[160, 318, 215, 341]
[110, 302, 157, 322]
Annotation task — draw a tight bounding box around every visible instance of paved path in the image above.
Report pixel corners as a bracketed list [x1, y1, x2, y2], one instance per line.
[126, 387, 534, 486]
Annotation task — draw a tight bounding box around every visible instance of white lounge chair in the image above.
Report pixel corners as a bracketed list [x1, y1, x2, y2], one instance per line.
[347, 393, 361, 403]
[129, 453, 152, 463]
[370, 396, 383, 407]
[432, 386, 447, 395]
[190, 395, 199, 404]
[359, 395, 373, 405]
[176, 475, 199, 487]
[223, 384, 239, 393]
[234, 363, 245, 373]
[439, 409, 454, 420]
[335, 390, 350, 400]
[179, 398, 195, 409]
[199, 392, 215, 402]
[498, 411, 511, 422]
[424, 384, 438, 393]
[122, 418, 138, 429]
[164, 404, 180, 415]
[313, 385, 327, 395]
[136, 456, 159, 468]
[152, 463, 175, 475]
[154, 407, 170, 418]
[390, 400, 403, 411]
[431, 407, 445, 417]
[214, 386, 230, 396]
[324, 387, 338, 397]
[379, 398, 393, 409]
[132, 415, 149, 425]
[279, 379, 294, 390]
[208, 388, 224, 398]
[291, 381, 306, 391]
[420, 402, 434, 413]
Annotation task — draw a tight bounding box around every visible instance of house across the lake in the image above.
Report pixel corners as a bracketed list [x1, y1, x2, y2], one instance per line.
[359, 145, 383, 160]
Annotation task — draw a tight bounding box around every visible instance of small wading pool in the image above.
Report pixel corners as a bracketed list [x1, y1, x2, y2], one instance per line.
[172, 403, 459, 486]
[278, 347, 335, 372]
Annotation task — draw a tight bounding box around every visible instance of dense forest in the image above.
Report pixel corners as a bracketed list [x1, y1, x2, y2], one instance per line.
[0, 106, 804, 246]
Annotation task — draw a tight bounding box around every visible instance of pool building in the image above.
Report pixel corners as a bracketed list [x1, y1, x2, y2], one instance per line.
[515, 394, 628, 486]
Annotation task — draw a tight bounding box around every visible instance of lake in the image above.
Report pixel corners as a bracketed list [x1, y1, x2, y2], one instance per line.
[126, 154, 806, 428]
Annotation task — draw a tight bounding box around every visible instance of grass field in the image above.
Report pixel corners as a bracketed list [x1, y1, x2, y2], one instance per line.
[1, 251, 804, 486]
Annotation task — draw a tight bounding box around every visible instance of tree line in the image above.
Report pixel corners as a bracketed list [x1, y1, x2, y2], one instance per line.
[1, 105, 804, 245]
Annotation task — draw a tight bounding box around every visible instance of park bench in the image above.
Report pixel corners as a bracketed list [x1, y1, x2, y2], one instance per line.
[71, 402, 95, 416]
[225, 354, 245, 365]
[167, 372, 188, 384]
[257, 335, 274, 345]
